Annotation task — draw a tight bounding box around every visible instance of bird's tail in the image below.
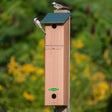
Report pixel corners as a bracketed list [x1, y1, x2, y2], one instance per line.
[63, 6, 70, 10]
[41, 28, 46, 35]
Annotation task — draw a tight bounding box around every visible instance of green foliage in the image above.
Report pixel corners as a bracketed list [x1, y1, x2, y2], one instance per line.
[0, 0, 112, 112]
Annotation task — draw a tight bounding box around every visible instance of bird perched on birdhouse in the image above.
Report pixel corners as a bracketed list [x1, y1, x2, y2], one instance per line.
[52, 2, 69, 10]
[34, 18, 46, 34]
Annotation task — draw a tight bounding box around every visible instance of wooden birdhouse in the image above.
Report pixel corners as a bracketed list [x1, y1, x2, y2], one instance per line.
[41, 12, 71, 106]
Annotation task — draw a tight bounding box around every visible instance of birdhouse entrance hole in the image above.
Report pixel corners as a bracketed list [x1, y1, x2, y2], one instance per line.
[52, 24, 57, 29]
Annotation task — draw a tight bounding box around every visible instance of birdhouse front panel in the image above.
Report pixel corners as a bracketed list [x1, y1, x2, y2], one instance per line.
[41, 12, 70, 106]
[45, 24, 64, 45]
[45, 46, 64, 105]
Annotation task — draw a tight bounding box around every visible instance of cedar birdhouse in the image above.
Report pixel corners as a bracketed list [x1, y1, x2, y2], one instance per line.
[41, 12, 71, 106]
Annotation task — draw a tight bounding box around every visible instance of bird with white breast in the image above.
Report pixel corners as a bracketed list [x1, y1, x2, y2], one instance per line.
[52, 2, 69, 10]
[33, 18, 46, 34]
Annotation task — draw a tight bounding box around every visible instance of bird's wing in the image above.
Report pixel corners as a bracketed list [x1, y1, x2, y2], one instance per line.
[55, 3, 64, 8]
[34, 22, 39, 28]
[36, 20, 42, 29]
[55, 3, 69, 9]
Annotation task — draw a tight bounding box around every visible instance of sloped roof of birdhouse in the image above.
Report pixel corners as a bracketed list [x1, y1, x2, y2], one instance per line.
[41, 13, 71, 24]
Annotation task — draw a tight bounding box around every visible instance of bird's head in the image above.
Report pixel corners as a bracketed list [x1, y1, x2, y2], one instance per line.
[52, 2, 56, 5]
[34, 18, 38, 22]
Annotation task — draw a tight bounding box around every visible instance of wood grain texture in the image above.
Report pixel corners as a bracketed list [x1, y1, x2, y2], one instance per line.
[45, 18, 70, 106]
[63, 18, 70, 105]
[45, 25, 64, 45]
[45, 46, 64, 105]
[54, 10, 70, 13]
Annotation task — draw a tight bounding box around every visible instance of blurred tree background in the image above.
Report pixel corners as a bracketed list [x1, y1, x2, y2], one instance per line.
[0, 0, 112, 112]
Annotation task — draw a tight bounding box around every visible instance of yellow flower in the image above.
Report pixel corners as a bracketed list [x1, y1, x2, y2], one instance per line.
[74, 53, 86, 64]
[8, 68, 16, 75]
[100, 82, 109, 90]
[98, 94, 105, 100]
[88, 98, 94, 105]
[6, 84, 10, 88]
[39, 39, 44, 48]
[72, 40, 84, 48]
[31, 76, 37, 81]
[72, 40, 76, 47]
[74, 68, 78, 73]
[7, 56, 19, 68]
[17, 73, 26, 82]
[106, 59, 111, 66]
[76, 40, 84, 48]
[103, 49, 111, 65]
[7, 56, 19, 75]
[42, 87, 44, 91]
[92, 72, 105, 80]
[92, 100, 98, 105]
[36, 68, 44, 75]
[71, 75, 77, 80]
[70, 66, 73, 71]
[76, 81, 81, 85]
[88, 97, 98, 105]
[44, 108, 51, 112]
[22, 64, 37, 74]
[104, 49, 109, 59]
[74, 53, 81, 64]
[84, 67, 90, 77]
[88, 100, 93, 105]
[11, 67, 22, 76]
[23, 91, 35, 101]
[80, 54, 86, 60]
[70, 63, 73, 71]
[92, 82, 108, 102]
[0, 85, 3, 91]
